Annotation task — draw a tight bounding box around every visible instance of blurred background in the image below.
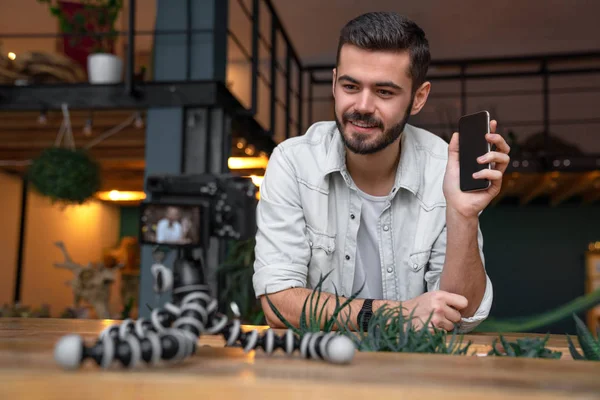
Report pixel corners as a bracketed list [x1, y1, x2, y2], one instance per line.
[0, 0, 599, 334]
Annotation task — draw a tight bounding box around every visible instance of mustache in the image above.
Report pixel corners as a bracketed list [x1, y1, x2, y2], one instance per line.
[342, 111, 383, 129]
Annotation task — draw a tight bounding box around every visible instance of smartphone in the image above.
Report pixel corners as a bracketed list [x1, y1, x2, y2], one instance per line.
[458, 110, 491, 192]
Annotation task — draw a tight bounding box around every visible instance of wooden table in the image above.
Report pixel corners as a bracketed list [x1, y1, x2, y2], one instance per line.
[1, 318, 600, 399]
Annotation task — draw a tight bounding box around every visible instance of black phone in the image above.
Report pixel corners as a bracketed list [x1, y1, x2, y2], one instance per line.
[458, 110, 491, 192]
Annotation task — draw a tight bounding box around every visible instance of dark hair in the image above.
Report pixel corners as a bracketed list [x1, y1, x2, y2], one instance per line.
[335, 12, 430, 93]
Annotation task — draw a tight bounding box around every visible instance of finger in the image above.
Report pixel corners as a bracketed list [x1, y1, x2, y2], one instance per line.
[486, 133, 510, 154]
[473, 169, 503, 181]
[444, 305, 463, 324]
[430, 317, 455, 332]
[490, 120, 497, 134]
[448, 132, 459, 161]
[441, 292, 468, 310]
[477, 151, 510, 167]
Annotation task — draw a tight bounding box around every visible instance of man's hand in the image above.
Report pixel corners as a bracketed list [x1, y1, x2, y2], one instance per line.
[443, 120, 511, 218]
[402, 290, 469, 331]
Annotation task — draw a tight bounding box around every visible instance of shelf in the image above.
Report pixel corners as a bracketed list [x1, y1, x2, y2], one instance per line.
[0, 80, 245, 112]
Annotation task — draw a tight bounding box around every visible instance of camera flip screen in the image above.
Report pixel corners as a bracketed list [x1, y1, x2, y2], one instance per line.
[140, 203, 202, 246]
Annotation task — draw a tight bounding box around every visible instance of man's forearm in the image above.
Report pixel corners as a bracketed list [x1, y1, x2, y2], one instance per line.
[260, 288, 394, 330]
[440, 207, 486, 317]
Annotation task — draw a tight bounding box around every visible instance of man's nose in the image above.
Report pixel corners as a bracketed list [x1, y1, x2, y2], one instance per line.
[354, 91, 376, 114]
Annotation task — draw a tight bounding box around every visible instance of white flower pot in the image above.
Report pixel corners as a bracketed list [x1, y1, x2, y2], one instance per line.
[87, 53, 123, 84]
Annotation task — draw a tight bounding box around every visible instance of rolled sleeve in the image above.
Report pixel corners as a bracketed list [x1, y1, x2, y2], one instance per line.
[425, 223, 493, 333]
[252, 146, 310, 297]
[457, 274, 493, 333]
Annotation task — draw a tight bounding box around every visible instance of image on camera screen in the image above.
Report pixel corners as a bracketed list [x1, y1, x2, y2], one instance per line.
[140, 203, 201, 246]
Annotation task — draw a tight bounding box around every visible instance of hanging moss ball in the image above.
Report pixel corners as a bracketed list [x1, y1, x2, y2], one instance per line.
[27, 147, 101, 204]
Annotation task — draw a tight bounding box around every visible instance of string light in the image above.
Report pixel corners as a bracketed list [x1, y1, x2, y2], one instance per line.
[8, 52, 16, 60]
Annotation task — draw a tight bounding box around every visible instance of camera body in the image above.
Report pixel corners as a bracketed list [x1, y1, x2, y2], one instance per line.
[139, 173, 258, 248]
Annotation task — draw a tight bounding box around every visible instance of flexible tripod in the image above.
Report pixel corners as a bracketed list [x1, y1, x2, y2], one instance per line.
[53, 249, 356, 370]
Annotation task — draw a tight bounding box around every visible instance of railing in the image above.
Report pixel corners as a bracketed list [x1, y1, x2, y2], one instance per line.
[0, 0, 306, 145]
[304, 52, 600, 171]
[2, 1, 599, 170]
[226, 0, 305, 143]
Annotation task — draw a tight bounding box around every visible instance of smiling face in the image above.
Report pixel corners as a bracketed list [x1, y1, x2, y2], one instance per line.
[333, 44, 430, 155]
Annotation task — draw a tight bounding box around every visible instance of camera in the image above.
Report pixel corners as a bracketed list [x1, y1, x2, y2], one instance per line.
[139, 173, 258, 248]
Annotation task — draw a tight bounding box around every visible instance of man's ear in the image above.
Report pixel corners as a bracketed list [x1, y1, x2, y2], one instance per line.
[332, 68, 337, 98]
[410, 81, 431, 115]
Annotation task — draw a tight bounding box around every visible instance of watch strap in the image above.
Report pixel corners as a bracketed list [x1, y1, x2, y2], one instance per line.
[357, 298, 374, 331]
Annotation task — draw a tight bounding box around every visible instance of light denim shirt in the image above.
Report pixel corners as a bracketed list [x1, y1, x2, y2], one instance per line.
[252, 121, 493, 332]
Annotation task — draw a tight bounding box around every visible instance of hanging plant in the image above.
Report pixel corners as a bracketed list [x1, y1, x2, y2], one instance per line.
[27, 147, 101, 205]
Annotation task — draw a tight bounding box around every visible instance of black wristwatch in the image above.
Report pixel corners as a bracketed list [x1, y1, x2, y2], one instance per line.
[357, 299, 374, 331]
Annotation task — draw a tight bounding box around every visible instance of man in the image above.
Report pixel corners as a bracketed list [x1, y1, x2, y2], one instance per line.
[252, 12, 510, 333]
[155, 206, 184, 244]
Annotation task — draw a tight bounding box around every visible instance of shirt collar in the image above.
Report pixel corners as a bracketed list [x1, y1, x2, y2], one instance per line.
[323, 123, 422, 197]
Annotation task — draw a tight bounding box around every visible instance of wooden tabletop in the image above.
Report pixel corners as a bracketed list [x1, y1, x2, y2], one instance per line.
[1, 318, 600, 400]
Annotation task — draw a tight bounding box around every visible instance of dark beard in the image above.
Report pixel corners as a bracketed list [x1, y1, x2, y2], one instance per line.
[335, 97, 414, 155]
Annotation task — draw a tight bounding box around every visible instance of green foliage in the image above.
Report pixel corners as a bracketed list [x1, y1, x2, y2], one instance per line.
[264, 274, 471, 355]
[487, 334, 562, 359]
[264, 272, 363, 336]
[217, 238, 264, 325]
[37, 0, 123, 53]
[27, 147, 101, 205]
[566, 314, 600, 361]
[343, 304, 472, 355]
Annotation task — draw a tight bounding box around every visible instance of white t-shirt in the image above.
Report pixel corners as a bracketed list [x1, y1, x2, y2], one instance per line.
[156, 219, 183, 243]
[352, 188, 387, 299]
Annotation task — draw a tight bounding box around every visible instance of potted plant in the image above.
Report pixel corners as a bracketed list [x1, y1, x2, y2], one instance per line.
[38, 0, 124, 84]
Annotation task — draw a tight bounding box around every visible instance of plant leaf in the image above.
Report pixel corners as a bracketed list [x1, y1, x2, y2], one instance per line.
[264, 292, 300, 335]
[573, 314, 600, 360]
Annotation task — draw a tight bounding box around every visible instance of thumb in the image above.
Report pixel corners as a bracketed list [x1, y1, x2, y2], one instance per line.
[448, 131, 459, 162]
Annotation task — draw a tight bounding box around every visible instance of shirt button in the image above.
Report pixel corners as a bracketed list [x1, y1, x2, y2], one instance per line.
[413, 263, 419, 269]
[345, 255, 350, 260]
[383, 225, 389, 231]
[350, 214, 355, 219]
[387, 267, 393, 273]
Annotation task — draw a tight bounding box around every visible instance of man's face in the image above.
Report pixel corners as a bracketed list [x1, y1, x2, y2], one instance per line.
[166, 207, 179, 222]
[332, 45, 428, 155]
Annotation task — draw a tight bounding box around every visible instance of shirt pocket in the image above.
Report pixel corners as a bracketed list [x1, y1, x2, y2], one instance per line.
[408, 249, 431, 273]
[306, 225, 337, 290]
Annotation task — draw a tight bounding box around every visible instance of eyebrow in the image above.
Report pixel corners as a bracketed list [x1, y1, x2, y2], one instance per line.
[338, 74, 402, 91]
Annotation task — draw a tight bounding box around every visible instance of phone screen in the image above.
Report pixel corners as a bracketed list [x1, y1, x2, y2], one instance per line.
[458, 111, 490, 192]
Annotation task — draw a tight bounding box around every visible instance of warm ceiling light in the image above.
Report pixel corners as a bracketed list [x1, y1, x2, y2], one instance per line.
[96, 190, 147, 202]
[228, 156, 268, 170]
[8, 52, 16, 60]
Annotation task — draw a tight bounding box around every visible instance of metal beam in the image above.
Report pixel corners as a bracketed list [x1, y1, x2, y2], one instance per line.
[309, 67, 600, 85]
[270, 17, 278, 136]
[250, 0, 259, 116]
[0, 81, 230, 111]
[302, 50, 600, 71]
[125, 0, 136, 96]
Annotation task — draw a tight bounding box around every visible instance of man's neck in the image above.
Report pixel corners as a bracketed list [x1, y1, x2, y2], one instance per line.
[345, 137, 402, 197]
